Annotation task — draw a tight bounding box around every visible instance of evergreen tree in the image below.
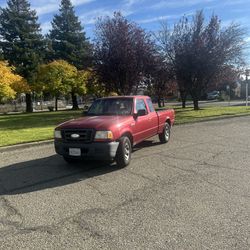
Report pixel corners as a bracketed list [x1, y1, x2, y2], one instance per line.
[48, 0, 92, 110]
[0, 0, 44, 112]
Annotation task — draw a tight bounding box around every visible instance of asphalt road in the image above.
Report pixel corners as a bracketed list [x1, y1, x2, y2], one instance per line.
[0, 116, 250, 249]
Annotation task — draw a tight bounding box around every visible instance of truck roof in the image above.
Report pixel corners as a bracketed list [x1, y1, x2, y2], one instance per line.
[100, 95, 150, 99]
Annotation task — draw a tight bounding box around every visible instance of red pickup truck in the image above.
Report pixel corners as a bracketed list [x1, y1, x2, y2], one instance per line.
[54, 96, 175, 167]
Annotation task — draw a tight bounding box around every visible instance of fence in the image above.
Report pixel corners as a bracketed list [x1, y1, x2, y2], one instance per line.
[0, 100, 69, 114]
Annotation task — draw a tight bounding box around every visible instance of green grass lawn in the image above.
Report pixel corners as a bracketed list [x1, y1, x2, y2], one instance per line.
[0, 110, 82, 147]
[173, 106, 250, 125]
[1, 106, 250, 147]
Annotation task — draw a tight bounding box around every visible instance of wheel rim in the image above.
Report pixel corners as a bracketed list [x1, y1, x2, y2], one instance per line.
[165, 126, 170, 140]
[124, 142, 130, 161]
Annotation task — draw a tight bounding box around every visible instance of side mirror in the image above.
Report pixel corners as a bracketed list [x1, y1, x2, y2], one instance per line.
[134, 109, 147, 118]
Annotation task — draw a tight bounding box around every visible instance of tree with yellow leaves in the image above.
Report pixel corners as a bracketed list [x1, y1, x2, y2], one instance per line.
[0, 61, 27, 103]
[82, 68, 105, 97]
[36, 60, 92, 111]
[37, 60, 78, 111]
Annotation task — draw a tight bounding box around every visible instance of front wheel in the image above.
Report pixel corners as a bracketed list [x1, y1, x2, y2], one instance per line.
[159, 123, 171, 143]
[115, 136, 132, 168]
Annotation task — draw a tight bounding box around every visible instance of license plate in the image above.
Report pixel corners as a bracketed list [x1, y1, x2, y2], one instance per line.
[69, 148, 81, 156]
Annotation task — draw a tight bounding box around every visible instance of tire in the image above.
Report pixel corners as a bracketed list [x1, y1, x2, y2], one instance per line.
[63, 156, 79, 164]
[115, 136, 132, 168]
[159, 122, 171, 143]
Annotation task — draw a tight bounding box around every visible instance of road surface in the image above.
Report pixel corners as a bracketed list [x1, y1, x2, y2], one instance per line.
[0, 116, 250, 249]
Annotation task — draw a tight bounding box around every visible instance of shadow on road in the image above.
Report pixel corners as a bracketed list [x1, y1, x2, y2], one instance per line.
[133, 140, 162, 152]
[0, 139, 164, 195]
[0, 155, 119, 195]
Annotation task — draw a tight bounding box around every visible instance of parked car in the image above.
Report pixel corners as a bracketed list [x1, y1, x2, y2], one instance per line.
[207, 91, 220, 100]
[54, 96, 175, 167]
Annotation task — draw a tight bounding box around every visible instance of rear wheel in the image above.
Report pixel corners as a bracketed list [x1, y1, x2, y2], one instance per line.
[115, 136, 132, 168]
[159, 122, 171, 143]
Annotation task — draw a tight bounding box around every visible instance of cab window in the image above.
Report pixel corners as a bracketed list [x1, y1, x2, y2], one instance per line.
[136, 99, 147, 113]
[146, 99, 155, 112]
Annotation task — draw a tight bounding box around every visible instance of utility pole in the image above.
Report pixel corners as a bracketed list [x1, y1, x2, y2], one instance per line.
[246, 70, 249, 107]
[227, 85, 230, 106]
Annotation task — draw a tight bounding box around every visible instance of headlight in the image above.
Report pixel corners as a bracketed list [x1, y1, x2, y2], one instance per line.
[54, 130, 62, 139]
[95, 131, 113, 140]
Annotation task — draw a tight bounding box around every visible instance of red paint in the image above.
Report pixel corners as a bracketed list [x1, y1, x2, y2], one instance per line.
[56, 96, 175, 145]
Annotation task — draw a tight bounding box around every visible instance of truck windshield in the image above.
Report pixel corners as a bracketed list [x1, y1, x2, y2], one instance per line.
[87, 98, 133, 116]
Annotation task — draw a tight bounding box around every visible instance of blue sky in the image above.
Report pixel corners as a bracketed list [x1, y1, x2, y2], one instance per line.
[1, 0, 250, 61]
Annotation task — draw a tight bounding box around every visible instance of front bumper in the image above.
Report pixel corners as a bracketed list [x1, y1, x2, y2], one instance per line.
[54, 140, 119, 160]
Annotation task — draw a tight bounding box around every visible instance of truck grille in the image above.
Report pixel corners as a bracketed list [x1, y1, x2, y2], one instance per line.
[62, 129, 94, 143]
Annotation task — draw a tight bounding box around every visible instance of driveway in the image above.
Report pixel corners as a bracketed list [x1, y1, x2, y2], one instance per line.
[0, 116, 250, 249]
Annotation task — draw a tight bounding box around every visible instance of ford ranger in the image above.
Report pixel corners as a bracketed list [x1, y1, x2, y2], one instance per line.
[54, 96, 175, 167]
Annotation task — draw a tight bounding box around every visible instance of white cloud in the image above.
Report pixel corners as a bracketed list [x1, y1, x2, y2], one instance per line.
[35, 3, 59, 15]
[137, 15, 180, 24]
[32, 0, 95, 15]
[137, 11, 194, 24]
[151, 0, 216, 10]
[37, 0, 136, 34]
[80, 8, 133, 25]
[80, 9, 116, 25]
[40, 21, 52, 34]
[124, 0, 145, 7]
[79, 1, 137, 26]
[245, 37, 250, 43]
[225, 0, 249, 6]
[221, 17, 249, 27]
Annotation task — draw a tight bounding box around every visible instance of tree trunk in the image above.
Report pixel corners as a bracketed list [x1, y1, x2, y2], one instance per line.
[190, 89, 200, 110]
[158, 98, 162, 108]
[71, 92, 79, 110]
[55, 97, 58, 111]
[182, 99, 186, 108]
[40, 97, 43, 111]
[193, 99, 199, 110]
[26, 93, 33, 113]
[180, 90, 186, 109]
[162, 99, 165, 107]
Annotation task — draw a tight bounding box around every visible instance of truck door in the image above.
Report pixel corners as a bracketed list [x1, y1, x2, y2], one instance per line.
[132, 98, 152, 144]
[146, 98, 159, 136]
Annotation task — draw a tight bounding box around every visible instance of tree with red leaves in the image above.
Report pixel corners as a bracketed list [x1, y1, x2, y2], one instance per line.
[157, 11, 245, 110]
[94, 12, 156, 95]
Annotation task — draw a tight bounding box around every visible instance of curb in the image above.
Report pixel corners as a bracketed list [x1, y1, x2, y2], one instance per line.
[0, 140, 54, 153]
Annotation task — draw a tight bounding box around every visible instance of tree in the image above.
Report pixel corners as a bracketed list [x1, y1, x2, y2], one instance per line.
[0, 49, 3, 60]
[48, 0, 92, 109]
[81, 68, 105, 97]
[94, 12, 156, 95]
[209, 65, 240, 93]
[148, 55, 174, 107]
[0, 61, 24, 102]
[70, 70, 88, 107]
[158, 11, 245, 110]
[37, 60, 77, 111]
[0, 0, 45, 112]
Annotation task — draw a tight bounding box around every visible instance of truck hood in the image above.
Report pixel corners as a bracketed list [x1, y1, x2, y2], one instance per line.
[57, 115, 131, 130]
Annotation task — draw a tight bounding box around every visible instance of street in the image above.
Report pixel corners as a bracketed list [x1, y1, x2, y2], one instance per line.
[0, 116, 250, 249]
